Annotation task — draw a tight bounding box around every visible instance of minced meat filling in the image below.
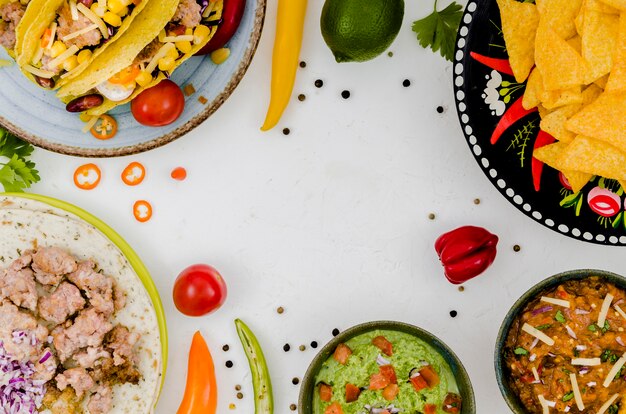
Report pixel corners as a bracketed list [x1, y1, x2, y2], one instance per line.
[172, 0, 201, 29]
[56, 3, 102, 49]
[0, 1, 25, 49]
[504, 277, 626, 413]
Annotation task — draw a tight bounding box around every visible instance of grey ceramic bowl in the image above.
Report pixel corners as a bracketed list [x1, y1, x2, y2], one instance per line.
[298, 320, 476, 414]
[494, 269, 626, 413]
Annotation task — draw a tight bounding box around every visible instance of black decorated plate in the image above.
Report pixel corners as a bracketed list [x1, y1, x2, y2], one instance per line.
[454, 0, 626, 245]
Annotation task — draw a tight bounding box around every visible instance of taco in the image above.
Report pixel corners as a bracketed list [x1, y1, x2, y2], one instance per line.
[0, 0, 34, 58]
[57, 0, 223, 117]
[0, 195, 163, 414]
[16, 0, 151, 90]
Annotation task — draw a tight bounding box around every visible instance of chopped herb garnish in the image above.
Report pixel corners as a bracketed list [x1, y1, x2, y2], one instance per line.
[609, 404, 619, 414]
[602, 321, 610, 333]
[514, 347, 529, 355]
[574, 348, 580, 357]
[588, 324, 597, 332]
[411, 0, 464, 61]
[601, 349, 618, 364]
[536, 324, 552, 330]
[555, 310, 566, 323]
[562, 392, 574, 402]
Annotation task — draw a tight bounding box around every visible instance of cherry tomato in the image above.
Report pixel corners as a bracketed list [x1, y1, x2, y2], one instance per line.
[131, 80, 184, 127]
[173, 264, 227, 316]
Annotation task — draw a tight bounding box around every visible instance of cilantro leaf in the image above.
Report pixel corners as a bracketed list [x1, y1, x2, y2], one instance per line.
[0, 129, 40, 192]
[412, 1, 463, 61]
[0, 129, 34, 159]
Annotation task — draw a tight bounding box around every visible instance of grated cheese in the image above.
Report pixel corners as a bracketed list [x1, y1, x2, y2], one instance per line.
[47, 45, 79, 68]
[597, 394, 620, 414]
[61, 24, 99, 42]
[522, 323, 555, 346]
[615, 304, 626, 321]
[145, 43, 175, 73]
[77, 3, 109, 38]
[540, 296, 570, 308]
[22, 65, 55, 78]
[162, 35, 194, 43]
[598, 293, 614, 328]
[81, 115, 99, 133]
[569, 373, 584, 411]
[603, 352, 626, 387]
[158, 29, 166, 42]
[46, 22, 57, 50]
[201, 0, 215, 18]
[571, 358, 601, 366]
[532, 366, 540, 382]
[31, 45, 44, 65]
[60, 60, 89, 79]
[537, 395, 550, 414]
[69, 0, 79, 20]
[0, 59, 11, 67]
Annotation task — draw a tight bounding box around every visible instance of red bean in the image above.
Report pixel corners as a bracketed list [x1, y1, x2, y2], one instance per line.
[34, 76, 55, 89]
[66, 94, 104, 113]
[78, 0, 94, 7]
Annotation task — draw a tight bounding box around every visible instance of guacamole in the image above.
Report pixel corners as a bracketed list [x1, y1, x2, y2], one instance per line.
[314, 330, 461, 414]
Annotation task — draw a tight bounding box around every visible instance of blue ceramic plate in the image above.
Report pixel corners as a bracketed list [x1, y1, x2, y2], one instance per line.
[0, 0, 265, 157]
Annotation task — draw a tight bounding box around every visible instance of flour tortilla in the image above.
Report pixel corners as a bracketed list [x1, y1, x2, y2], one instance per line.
[0, 198, 162, 414]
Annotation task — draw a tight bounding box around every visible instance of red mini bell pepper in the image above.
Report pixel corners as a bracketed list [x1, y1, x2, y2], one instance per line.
[435, 226, 499, 284]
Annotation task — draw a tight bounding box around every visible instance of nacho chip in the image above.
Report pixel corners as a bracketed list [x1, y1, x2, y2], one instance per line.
[567, 36, 583, 55]
[594, 74, 609, 89]
[606, 14, 626, 92]
[536, 0, 582, 40]
[564, 170, 594, 193]
[541, 86, 584, 110]
[575, 5, 585, 36]
[581, 8, 619, 83]
[598, 0, 626, 10]
[559, 135, 626, 180]
[535, 23, 586, 90]
[537, 104, 550, 118]
[496, 0, 539, 83]
[523, 68, 543, 110]
[566, 92, 626, 152]
[533, 142, 593, 192]
[541, 111, 577, 143]
[587, 0, 621, 13]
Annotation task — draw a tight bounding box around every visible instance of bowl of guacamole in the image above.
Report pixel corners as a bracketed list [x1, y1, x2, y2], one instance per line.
[299, 321, 475, 414]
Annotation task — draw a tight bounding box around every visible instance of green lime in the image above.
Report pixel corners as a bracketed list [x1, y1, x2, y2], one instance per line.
[320, 0, 404, 63]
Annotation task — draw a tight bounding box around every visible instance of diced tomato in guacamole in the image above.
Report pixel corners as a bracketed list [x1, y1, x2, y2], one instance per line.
[333, 343, 352, 365]
[410, 374, 428, 392]
[324, 402, 343, 414]
[369, 372, 390, 390]
[424, 404, 437, 414]
[372, 335, 393, 356]
[420, 365, 440, 388]
[382, 384, 399, 401]
[379, 365, 397, 384]
[345, 383, 360, 403]
[319, 383, 332, 402]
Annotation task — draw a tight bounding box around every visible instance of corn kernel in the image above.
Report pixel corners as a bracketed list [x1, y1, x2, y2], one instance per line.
[158, 57, 175, 72]
[62, 55, 79, 72]
[210, 47, 230, 65]
[135, 71, 152, 87]
[166, 45, 179, 60]
[176, 41, 192, 54]
[107, 0, 125, 14]
[50, 41, 67, 58]
[120, 0, 133, 6]
[103, 12, 122, 26]
[185, 28, 193, 36]
[76, 49, 93, 65]
[79, 113, 92, 122]
[90, 3, 106, 17]
[193, 25, 211, 44]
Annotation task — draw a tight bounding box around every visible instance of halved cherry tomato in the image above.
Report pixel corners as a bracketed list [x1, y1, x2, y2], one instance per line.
[345, 383, 360, 403]
[319, 383, 332, 402]
[424, 404, 437, 414]
[380, 365, 397, 384]
[171, 166, 187, 181]
[73, 163, 101, 190]
[333, 344, 352, 365]
[90, 115, 118, 140]
[369, 372, 390, 390]
[41, 28, 52, 48]
[121, 162, 146, 186]
[382, 384, 399, 401]
[131, 79, 184, 127]
[420, 366, 440, 388]
[324, 402, 343, 414]
[410, 374, 428, 392]
[133, 200, 153, 222]
[372, 336, 393, 356]
[109, 65, 140, 85]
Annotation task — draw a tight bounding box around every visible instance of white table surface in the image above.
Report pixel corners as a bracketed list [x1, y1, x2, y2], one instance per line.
[23, 0, 626, 412]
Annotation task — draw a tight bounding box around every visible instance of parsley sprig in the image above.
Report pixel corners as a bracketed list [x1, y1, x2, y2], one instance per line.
[412, 0, 464, 61]
[0, 129, 40, 192]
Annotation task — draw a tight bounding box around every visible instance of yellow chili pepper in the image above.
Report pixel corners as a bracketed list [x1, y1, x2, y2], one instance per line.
[177, 331, 217, 414]
[260, 0, 307, 131]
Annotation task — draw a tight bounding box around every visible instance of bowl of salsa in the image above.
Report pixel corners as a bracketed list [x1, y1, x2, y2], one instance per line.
[298, 321, 475, 414]
[495, 269, 626, 413]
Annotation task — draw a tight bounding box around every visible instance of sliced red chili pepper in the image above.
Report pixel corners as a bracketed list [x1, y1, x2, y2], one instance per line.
[90, 115, 118, 140]
[531, 130, 556, 192]
[469, 52, 515, 76]
[490, 96, 537, 145]
[435, 226, 499, 284]
[133, 200, 153, 222]
[121, 162, 146, 186]
[73, 163, 101, 190]
[171, 166, 187, 181]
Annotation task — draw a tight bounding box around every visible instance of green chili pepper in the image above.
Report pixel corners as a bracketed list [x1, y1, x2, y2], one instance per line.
[555, 310, 566, 323]
[235, 319, 274, 414]
[514, 347, 528, 355]
[562, 392, 574, 402]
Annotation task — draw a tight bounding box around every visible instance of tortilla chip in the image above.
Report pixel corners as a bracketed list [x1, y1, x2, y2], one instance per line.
[567, 36, 583, 55]
[606, 14, 626, 92]
[541, 111, 577, 143]
[537, 104, 550, 118]
[497, 0, 539, 83]
[599, 0, 626, 10]
[594, 73, 609, 89]
[535, 23, 586, 90]
[541, 86, 584, 110]
[564, 170, 593, 193]
[533, 143, 593, 192]
[587, 0, 621, 13]
[582, 7, 620, 83]
[559, 135, 626, 180]
[566, 91, 626, 152]
[575, 5, 585, 36]
[536, 0, 582, 40]
[523, 68, 543, 109]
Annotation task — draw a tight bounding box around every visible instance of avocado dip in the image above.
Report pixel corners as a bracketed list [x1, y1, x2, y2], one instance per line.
[313, 330, 462, 414]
